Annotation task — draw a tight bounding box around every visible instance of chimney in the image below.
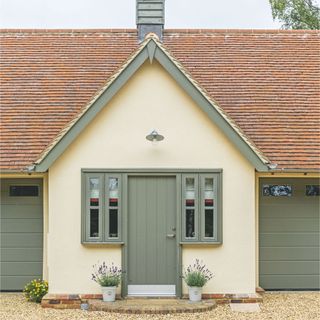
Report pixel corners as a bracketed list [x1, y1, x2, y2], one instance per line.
[136, 0, 165, 42]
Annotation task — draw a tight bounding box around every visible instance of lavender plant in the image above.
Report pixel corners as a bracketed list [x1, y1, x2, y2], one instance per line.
[183, 259, 213, 287]
[91, 261, 122, 287]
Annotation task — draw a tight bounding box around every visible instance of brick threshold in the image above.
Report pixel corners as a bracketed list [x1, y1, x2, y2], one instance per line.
[41, 292, 262, 310]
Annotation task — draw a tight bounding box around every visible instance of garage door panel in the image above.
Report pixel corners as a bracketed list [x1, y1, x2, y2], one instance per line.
[260, 261, 319, 275]
[1, 205, 42, 219]
[260, 233, 319, 247]
[260, 275, 320, 290]
[0, 178, 43, 291]
[1, 219, 43, 233]
[1, 233, 43, 248]
[0, 179, 42, 206]
[1, 262, 42, 276]
[260, 247, 319, 261]
[1, 248, 43, 262]
[260, 218, 319, 233]
[259, 178, 320, 290]
[1, 197, 41, 206]
[0, 276, 42, 291]
[260, 205, 319, 218]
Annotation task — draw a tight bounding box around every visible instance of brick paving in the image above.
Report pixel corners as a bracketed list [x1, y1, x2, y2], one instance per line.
[88, 298, 216, 314]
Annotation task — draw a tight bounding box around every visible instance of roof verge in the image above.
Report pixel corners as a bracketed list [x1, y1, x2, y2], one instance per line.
[34, 34, 270, 172]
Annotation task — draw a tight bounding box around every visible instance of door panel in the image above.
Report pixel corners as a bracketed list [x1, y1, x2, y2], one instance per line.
[128, 176, 176, 295]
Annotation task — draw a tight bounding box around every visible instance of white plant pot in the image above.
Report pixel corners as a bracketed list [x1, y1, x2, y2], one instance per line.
[188, 286, 202, 302]
[101, 286, 116, 302]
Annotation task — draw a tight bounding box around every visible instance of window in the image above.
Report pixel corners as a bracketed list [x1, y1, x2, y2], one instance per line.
[306, 185, 319, 196]
[83, 171, 222, 244]
[9, 185, 39, 197]
[182, 173, 221, 243]
[83, 173, 122, 243]
[263, 184, 292, 197]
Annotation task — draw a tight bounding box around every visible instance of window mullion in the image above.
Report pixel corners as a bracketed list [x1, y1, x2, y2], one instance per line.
[198, 174, 205, 241]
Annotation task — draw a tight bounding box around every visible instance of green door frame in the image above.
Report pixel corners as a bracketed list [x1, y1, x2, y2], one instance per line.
[82, 168, 222, 297]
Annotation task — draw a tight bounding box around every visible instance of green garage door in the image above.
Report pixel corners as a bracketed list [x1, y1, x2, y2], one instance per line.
[0, 179, 43, 291]
[259, 178, 319, 290]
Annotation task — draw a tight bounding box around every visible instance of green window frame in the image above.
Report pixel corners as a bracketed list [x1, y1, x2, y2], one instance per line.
[83, 173, 122, 243]
[182, 173, 221, 243]
[82, 170, 222, 244]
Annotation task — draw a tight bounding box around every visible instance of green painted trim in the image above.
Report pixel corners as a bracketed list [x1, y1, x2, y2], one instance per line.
[175, 174, 182, 298]
[180, 242, 222, 245]
[81, 168, 223, 173]
[81, 173, 86, 243]
[35, 48, 149, 172]
[153, 47, 269, 172]
[121, 173, 128, 297]
[147, 41, 157, 63]
[82, 242, 124, 245]
[35, 38, 267, 172]
[218, 172, 223, 243]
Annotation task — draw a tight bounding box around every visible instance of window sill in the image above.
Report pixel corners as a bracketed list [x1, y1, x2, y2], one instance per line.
[82, 241, 124, 245]
[179, 242, 222, 245]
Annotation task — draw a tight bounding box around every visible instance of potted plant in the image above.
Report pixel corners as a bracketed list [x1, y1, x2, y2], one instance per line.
[183, 259, 213, 302]
[91, 261, 122, 302]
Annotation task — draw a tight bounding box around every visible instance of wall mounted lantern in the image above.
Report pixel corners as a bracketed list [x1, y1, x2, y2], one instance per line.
[146, 130, 164, 146]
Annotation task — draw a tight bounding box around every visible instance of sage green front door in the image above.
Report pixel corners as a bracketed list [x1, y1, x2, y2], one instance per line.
[127, 176, 177, 296]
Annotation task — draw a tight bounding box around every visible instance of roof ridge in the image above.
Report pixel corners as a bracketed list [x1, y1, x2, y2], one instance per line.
[0, 28, 137, 33]
[164, 29, 320, 34]
[0, 28, 319, 34]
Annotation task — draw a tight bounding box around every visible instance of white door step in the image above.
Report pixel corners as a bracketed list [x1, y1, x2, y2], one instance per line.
[230, 303, 261, 312]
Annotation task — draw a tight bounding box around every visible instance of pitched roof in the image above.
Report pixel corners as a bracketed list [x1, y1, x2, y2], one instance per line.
[33, 34, 269, 172]
[1, 29, 319, 171]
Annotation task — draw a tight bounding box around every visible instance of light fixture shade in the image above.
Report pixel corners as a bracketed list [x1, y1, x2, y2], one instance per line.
[146, 130, 164, 142]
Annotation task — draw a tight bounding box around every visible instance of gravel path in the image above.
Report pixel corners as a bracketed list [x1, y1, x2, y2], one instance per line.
[0, 292, 319, 320]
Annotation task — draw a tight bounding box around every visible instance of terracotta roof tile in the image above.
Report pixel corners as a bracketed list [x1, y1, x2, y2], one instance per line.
[0, 29, 319, 171]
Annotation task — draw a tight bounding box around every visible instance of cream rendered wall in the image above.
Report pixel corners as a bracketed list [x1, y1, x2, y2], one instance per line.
[48, 60, 256, 294]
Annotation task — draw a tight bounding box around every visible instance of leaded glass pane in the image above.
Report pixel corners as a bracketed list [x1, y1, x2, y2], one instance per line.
[185, 178, 195, 200]
[306, 185, 320, 196]
[89, 178, 99, 206]
[204, 178, 214, 206]
[263, 185, 292, 197]
[109, 178, 119, 199]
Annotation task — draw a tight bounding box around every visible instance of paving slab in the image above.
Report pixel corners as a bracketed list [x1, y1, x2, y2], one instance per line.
[230, 303, 260, 312]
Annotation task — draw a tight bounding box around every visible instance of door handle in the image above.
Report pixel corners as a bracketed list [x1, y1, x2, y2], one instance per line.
[166, 233, 176, 239]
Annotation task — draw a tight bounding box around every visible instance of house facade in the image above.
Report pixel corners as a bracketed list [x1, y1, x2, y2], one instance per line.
[0, 1, 319, 302]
